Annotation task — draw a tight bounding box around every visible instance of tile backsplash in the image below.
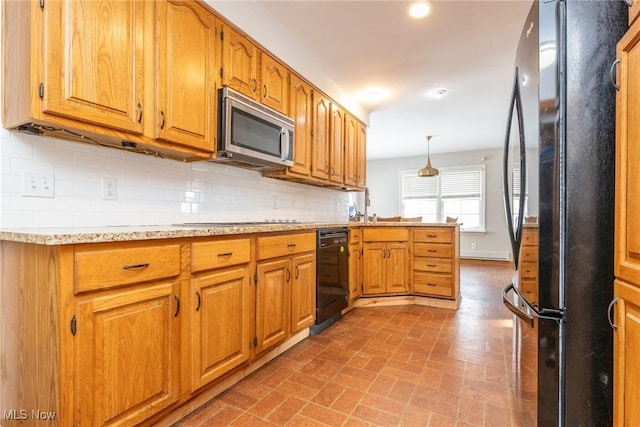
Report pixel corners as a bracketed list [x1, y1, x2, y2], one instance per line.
[0, 128, 351, 229]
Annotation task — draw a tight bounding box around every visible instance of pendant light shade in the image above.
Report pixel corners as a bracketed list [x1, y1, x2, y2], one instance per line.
[418, 135, 439, 177]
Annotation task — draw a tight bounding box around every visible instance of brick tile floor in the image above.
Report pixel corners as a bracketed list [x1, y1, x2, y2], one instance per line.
[173, 260, 537, 426]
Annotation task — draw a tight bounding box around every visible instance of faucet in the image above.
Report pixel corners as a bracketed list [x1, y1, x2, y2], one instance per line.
[364, 187, 370, 222]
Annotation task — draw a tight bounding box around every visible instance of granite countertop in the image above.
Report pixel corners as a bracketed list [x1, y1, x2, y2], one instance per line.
[0, 221, 459, 245]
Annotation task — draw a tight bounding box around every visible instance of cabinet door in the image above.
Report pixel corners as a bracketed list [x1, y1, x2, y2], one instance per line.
[289, 75, 312, 176]
[261, 53, 289, 115]
[329, 103, 345, 185]
[156, 1, 217, 151]
[191, 266, 251, 392]
[614, 280, 640, 426]
[221, 26, 258, 98]
[343, 113, 358, 188]
[348, 243, 362, 299]
[43, 0, 147, 133]
[291, 253, 316, 333]
[256, 259, 291, 354]
[75, 282, 180, 426]
[616, 19, 640, 286]
[386, 243, 409, 294]
[311, 92, 330, 181]
[357, 122, 367, 189]
[362, 243, 386, 295]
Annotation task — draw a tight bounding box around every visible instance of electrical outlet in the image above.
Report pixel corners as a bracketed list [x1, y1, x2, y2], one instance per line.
[23, 173, 55, 198]
[471, 242, 477, 250]
[102, 177, 117, 200]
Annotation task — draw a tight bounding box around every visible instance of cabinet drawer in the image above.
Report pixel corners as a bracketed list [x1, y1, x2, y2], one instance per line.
[522, 229, 539, 246]
[413, 228, 452, 243]
[362, 227, 409, 242]
[75, 243, 181, 292]
[190, 238, 251, 273]
[349, 227, 361, 244]
[413, 257, 452, 274]
[413, 273, 453, 298]
[521, 245, 538, 263]
[413, 243, 452, 258]
[257, 232, 315, 260]
[520, 262, 537, 279]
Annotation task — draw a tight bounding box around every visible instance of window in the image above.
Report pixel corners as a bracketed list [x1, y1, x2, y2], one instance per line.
[400, 165, 485, 231]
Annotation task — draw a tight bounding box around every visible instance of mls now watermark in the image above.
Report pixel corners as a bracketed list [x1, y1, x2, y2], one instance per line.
[3, 409, 57, 421]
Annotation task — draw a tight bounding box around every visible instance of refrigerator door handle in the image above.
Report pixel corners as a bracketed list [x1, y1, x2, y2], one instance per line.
[502, 282, 535, 327]
[502, 67, 528, 269]
[502, 282, 563, 326]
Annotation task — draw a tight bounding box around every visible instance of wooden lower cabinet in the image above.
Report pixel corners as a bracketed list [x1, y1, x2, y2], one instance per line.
[190, 266, 251, 392]
[348, 242, 362, 300]
[75, 281, 181, 426]
[255, 232, 316, 355]
[614, 279, 640, 426]
[412, 227, 459, 299]
[362, 242, 409, 295]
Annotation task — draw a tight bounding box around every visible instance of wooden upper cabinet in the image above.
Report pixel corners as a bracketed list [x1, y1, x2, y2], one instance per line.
[615, 18, 640, 286]
[261, 52, 290, 115]
[43, 0, 147, 134]
[344, 113, 358, 188]
[630, 0, 640, 26]
[312, 92, 331, 181]
[156, 1, 218, 152]
[357, 122, 367, 189]
[289, 75, 313, 176]
[329, 103, 345, 185]
[221, 25, 258, 98]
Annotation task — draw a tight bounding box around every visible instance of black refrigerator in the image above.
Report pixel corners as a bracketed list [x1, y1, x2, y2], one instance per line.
[501, 1, 627, 426]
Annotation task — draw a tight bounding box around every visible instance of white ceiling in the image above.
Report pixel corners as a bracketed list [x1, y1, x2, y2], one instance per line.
[210, 0, 533, 160]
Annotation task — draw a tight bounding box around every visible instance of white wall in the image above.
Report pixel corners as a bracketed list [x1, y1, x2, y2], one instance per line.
[366, 148, 539, 260]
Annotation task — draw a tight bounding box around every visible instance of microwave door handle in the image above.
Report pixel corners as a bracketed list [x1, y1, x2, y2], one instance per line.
[280, 128, 290, 161]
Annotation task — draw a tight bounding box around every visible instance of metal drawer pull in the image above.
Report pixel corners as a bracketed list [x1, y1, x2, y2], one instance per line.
[608, 297, 618, 331]
[427, 234, 437, 238]
[217, 252, 233, 257]
[427, 249, 438, 253]
[122, 263, 150, 270]
[287, 243, 297, 248]
[427, 283, 437, 287]
[427, 264, 438, 267]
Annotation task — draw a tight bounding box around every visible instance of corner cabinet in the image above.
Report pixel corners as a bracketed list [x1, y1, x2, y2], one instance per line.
[361, 227, 410, 295]
[614, 15, 640, 426]
[255, 232, 316, 355]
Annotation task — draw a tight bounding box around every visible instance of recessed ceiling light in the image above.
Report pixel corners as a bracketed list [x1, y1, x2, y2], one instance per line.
[409, 1, 432, 19]
[358, 87, 390, 103]
[429, 89, 447, 98]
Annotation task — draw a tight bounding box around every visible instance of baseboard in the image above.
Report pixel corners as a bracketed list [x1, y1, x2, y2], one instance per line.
[460, 249, 510, 260]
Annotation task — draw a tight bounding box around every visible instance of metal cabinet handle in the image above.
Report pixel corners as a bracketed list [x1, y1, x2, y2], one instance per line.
[608, 297, 618, 330]
[610, 58, 621, 91]
[286, 268, 291, 282]
[195, 291, 201, 312]
[263, 85, 267, 98]
[122, 263, 150, 270]
[252, 79, 257, 92]
[174, 295, 180, 317]
[295, 266, 299, 279]
[160, 110, 165, 129]
[137, 102, 143, 123]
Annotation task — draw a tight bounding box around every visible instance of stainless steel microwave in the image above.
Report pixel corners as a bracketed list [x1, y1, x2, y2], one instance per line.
[212, 87, 294, 170]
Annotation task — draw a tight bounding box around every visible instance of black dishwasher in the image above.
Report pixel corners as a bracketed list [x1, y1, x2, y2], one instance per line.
[310, 227, 349, 335]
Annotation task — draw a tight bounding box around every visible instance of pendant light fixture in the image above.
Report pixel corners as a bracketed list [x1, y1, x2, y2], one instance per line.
[418, 135, 439, 177]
